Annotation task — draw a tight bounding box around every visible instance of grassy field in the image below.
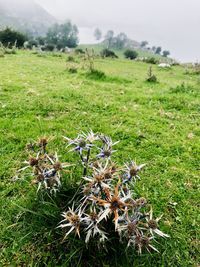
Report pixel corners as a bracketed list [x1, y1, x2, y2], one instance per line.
[0, 50, 199, 266]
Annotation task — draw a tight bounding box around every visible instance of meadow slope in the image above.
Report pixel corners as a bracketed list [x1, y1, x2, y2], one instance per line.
[0, 51, 199, 266]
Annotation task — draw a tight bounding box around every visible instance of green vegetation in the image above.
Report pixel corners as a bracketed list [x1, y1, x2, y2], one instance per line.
[0, 51, 199, 266]
[146, 66, 158, 83]
[124, 49, 138, 60]
[46, 22, 79, 49]
[79, 43, 166, 62]
[0, 27, 27, 48]
[100, 48, 118, 58]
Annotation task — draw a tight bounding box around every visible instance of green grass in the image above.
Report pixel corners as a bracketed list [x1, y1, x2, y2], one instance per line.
[0, 51, 199, 266]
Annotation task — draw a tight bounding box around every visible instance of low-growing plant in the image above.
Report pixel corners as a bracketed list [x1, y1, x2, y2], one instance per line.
[51, 52, 62, 58]
[18, 131, 169, 256]
[82, 49, 106, 80]
[183, 63, 200, 75]
[75, 48, 85, 54]
[196, 76, 200, 85]
[0, 50, 4, 57]
[144, 57, 159, 64]
[44, 44, 55, 52]
[67, 55, 75, 62]
[100, 48, 118, 58]
[192, 63, 200, 75]
[0, 41, 17, 55]
[170, 82, 195, 94]
[67, 65, 78, 73]
[0, 42, 5, 57]
[146, 66, 158, 82]
[5, 48, 17, 54]
[86, 69, 106, 80]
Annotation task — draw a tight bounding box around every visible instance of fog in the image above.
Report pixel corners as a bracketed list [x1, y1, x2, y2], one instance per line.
[33, 0, 199, 62]
[2, 0, 199, 62]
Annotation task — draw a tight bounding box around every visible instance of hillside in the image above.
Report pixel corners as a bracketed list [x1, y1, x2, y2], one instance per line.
[79, 43, 171, 62]
[0, 0, 56, 36]
[0, 50, 199, 266]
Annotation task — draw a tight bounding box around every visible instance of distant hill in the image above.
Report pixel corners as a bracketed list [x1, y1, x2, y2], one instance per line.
[79, 43, 170, 62]
[0, 0, 56, 36]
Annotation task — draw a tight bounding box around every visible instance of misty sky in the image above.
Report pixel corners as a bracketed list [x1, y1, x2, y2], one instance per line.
[36, 0, 200, 62]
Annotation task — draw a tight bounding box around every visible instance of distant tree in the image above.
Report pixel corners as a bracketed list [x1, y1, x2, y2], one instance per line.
[155, 46, 162, 54]
[26, 39, 38, 49]
[124, 49, 138, 60]
[46, 21, 79, 49]
[162, 50, 170, 57]
[141, 41, 148, 48]
[44, 44, 55, 51]
[36, 36, 45, 46]
[104, 30, 114, 49]
[0, 27, 27, 48]
[114, 32, 128, 49]
[152, 46, 156, 53]
[94, 28, 102, 41]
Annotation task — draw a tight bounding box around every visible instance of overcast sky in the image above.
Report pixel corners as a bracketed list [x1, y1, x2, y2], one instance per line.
[36, 0, 199, 62]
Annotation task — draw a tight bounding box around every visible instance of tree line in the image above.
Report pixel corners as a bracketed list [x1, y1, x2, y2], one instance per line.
[93, 28, 170, 57]
[0, 21, 79, 50]
[0, 23, 170, 57]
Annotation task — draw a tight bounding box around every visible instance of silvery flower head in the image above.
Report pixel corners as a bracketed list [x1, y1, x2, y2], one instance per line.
[64, 131, 97, 155]
[97, 135, 119, 159]
[123, 160, 146, 184]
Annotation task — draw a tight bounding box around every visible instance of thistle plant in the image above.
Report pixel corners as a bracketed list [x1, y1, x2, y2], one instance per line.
[59, 131, 169, 253]
[82, 48, 95, 72]
[146, 66, 157, 82]
[18, 138, 71, 194]
[18, 131, 169, 254]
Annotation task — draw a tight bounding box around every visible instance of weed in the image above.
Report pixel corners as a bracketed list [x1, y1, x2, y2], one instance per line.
[86, 69, 106, 80]
[170, 83, 194, 94]
[146, 66, 158, 82]
[18, 132, 169, 256]
[67, 55, 75, 62]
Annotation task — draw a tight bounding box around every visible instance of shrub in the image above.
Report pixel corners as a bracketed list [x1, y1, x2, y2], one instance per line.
[27, 40, 39, 49]
[5, 48, 17, 55]
[170, 83, 194, 94]
[52, 52, 62, 58]
[67, 55, 75, 62]
[146, 66, 157, 82]
[100, 48, 118, 58]
[43, 44, 55, 52]
[75, 48, 85, 54]
[144, 57, 158, 64]
[68, 67, 77, 73]
[0, 27, 27, 48]
[66, 63, 78, 73]
[192, 63, 200, 75]
[18, 132, 169, 255]
[86, 69, 106, 80]
[124, 49, 138, 60]
[0, 41, 17, 55]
